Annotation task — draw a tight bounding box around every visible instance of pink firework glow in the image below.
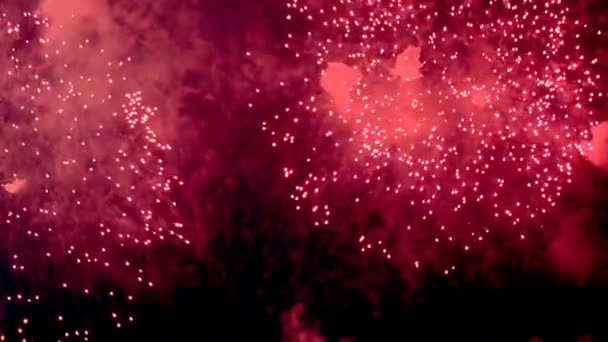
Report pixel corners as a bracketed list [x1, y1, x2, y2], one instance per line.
[0, 9, 186, 339]
[261, 0, 604, 269]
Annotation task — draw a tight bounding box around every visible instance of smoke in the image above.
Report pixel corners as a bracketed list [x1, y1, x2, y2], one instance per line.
[281, 303, 326, 342]
[0, 0, 222, 303]
[588, 122, 608, 171]
[38, 0, 209, 143]
[547, 209, 598, 283]
[320, 62, 361, 114]
[319, 46, 435, 160]
[321, 46, 424, 116]
[545, 121, 608, 283]
[3, 177, 27, 194]
[40, 0, 114, 40]
[390, 46, 423, 82]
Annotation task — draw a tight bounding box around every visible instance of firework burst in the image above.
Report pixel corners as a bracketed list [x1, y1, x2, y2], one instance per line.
[0, 9, 186, 339]
[260, 0, 603, 270]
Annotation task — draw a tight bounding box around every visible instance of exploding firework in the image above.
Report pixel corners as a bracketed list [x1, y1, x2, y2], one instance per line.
[0, 9, 186, 339]
[260, 0, 603, 270]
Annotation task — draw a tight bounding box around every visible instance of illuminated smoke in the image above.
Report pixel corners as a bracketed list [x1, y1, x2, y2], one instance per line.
[391, 46, 423, 82]
[588, 121, 608, 171]
[281, 304, 326, 342]
[0, 5, 189, 338]
[3, 177, 27, 194]
[320, 62, 361, 113]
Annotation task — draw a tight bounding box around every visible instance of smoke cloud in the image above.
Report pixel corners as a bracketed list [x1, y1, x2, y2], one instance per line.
[588, 121, 608, 171]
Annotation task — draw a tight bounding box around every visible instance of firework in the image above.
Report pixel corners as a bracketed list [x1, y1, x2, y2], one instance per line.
[0, 10, 185, 339]
[262, 0, 602, 269]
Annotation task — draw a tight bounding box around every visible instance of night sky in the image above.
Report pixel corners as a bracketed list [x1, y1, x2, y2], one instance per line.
[0, 0, 607, 341]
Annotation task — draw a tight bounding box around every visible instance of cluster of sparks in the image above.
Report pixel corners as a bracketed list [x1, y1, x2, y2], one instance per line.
[0, 10, 186, 340]
[261, 0, 602, 267]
